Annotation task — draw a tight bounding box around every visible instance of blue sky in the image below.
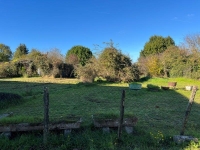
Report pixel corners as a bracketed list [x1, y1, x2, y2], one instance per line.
[0, 0, 200, 62]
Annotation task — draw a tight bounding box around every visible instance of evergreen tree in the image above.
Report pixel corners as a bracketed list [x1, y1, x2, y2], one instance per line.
[13, 44, 28, 60]
[66, 45, 92, 66]
[140, 35, 175, 57]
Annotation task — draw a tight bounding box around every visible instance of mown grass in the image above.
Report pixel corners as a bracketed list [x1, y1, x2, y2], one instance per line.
[0, 77, 200, 149]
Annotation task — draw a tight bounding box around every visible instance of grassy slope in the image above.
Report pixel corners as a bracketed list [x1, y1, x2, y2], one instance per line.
[0, 77, 200, 149]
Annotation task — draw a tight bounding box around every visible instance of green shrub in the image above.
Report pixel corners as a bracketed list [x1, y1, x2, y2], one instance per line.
[0, 62, 18, 77]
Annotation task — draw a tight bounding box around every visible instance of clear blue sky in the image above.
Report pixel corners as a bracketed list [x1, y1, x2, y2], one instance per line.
[0, 0, 200, 62]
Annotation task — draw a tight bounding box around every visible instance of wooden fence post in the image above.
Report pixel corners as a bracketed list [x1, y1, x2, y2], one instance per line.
[180, 86, 198, 135]
[118, 90, 125, 140]
[43, 87, 49, 145]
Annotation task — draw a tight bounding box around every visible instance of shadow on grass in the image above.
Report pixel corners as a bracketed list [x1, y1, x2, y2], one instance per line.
[138, 76, 151, 82]
[0, 92, 23, 109]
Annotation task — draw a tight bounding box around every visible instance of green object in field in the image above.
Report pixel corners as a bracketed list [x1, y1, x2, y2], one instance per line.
[129, 83, 142, 90]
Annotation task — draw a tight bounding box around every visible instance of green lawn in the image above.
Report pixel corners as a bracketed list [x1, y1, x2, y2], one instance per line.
[0, 77, 200, 149]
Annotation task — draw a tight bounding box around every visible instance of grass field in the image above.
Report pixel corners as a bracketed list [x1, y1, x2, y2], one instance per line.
[0, 77, 200, 149]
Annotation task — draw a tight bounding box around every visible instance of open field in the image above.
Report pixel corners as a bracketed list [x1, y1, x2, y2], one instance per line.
[0, 77, 200, 149]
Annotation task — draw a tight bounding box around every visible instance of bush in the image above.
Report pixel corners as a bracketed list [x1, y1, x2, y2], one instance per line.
[0, 62, 18, 77]
[74, 57, 99, 83]
[98, 45, 136, 82]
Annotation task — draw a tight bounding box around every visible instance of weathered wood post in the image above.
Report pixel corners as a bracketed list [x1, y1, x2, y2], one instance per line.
[118, 90, 125, 140]
[43, 87, 49, 145]
[180, 86, 198, 135]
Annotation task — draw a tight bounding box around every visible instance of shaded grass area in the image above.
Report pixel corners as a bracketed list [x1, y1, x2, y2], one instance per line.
[0, 92, 22, 109]
[1, 126, 197, 150]
[0, 77, 200, 149]
[0, 128, 183, 150]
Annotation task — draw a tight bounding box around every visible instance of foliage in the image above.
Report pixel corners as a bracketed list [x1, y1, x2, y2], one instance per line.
[13, 44, 29, 60]
[139, 34, 200, 79]
[47, 48, 64, 77]
[27, 49, 44, 76]
[162, 46, 188, 78]
[0, 49, 43, 78]
[0, 43, 12, 62]
[146, 55, 163, 77]
[28, 49, 74, 78]
[66, 54, 79, 66]
[119, 63, 140, 82]
[0, 62, 18, 77]
[58, 63, 74, 78]
[66, 45, 93, 66]
[138, 55, 163, 77]
[13, 58, 38, 77]
[182, 33, 200, 53]
[137, 56, 149, 77]
[159, 34, 200, 79]
[187, 53, 200, 79]
[140, 35, 175, 57]
[27, 49, 54, 77]
[74, 57, 99, 83]
[28, 49, 64, 77]
[35, 53, 52, 76]
[28, 49, 43, 61]
[181, 34, 200, 79]
[98, 42, 137, 82]
[161, 46, 182, 77]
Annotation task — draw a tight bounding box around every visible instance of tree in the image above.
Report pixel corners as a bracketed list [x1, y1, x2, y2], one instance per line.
[137, 56, 149, 77]
[161, 46, 180, 77]
[35, 53, 51, 76]
[161, 45, 188, 77]
[138, 54, 163, 77]
[13, 44, 29, 60]
[182, 33, 200, 53]
[66, 54, 79, 66]
[66, 45, 92, 66]
[180, 34, 200, 78]
[119, 63, 140, 82]
[98, 41, 137, 82]
[28, 49, 42, 60]
[47, 48, 64, 77]
[146, 55, 163, 77]
[0, 62, 18, 77]
[0, 43, 12, 62]
[26, 49, 43, 76]
[140, 35, 175, 57]
[74, 56, 99, 83]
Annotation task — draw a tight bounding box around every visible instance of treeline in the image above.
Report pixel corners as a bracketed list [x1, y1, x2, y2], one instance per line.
[0, 41, 139, 82]
[0, 44, 89, 79]
[0, 33, 200, 81]
[138, 34, 200, 79]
